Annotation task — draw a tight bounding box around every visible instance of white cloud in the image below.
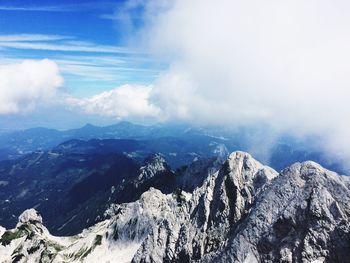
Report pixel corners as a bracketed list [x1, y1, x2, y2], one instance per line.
[0, 41, 132, 54]
[0, 34, 70, 42]
[0, 34, 139, 54]
[0, 59, 63, 114]
[67, 84, 160, 120]
[119, 0, 350, 167]
[0, 5, 67, 12]
[0, 2, 116, 12]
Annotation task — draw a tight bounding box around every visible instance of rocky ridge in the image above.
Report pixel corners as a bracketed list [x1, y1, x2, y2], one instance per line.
[1, 151, 350, 263]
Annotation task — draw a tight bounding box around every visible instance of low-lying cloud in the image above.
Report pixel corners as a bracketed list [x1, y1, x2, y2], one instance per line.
[0, 59, 63, 114]
[118, 0, 350, 166]
[67, 84, 160, 120]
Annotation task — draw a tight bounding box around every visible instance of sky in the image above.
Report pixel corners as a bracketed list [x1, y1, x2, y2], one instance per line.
[0, 0, 161, 96]
[1, 0, 350, 167]
[0, 0, 163, 129]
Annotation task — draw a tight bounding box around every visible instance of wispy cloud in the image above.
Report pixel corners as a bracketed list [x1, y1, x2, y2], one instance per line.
[0, 34, 137, 54]
[0, 2, 117, 12]
[0, 54, 160, 91]
[99, 13, 143, 21]
[0, 34, 71, 42]
[99, 14, 117, 20]
[57, 54, 160, 85]
[0, 41, 132, 53]
[0, 5, 68, 12]
[57, 61, 159, 82]
[0, 32, 161, 95]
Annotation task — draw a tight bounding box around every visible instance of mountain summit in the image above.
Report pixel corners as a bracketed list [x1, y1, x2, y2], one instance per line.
[1, 152, 350, 263]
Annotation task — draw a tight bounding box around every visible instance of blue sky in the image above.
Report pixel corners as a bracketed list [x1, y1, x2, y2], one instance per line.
[0, 0, 161, 98]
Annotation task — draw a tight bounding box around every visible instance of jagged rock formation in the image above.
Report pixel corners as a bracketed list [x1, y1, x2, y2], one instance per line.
[132, 151, 278, 262]
[1, 151, 350, 263]
[0, 151, 177, 236]
[111, 154, 176, 202]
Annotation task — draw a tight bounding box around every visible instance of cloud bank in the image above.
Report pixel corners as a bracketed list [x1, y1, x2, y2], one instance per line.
[0, 59, 63, 114]
[67, 84, 160, 120]
[133, 0, 350, 123]
[117, 0, 350, 164]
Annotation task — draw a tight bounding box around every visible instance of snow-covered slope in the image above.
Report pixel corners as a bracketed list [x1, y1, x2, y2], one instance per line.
[1, 151, 350, 263]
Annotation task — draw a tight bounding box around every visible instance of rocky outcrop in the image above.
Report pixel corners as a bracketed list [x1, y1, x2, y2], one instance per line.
[1, 152, 350, 263]
[215, 161, 350, 263]
[17, 209, 43, 225]
[132, 151, 278, 262]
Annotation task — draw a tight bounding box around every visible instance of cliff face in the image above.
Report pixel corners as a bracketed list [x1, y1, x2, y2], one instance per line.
[132, 151, 278, 262]
[1, 151, 350, 263]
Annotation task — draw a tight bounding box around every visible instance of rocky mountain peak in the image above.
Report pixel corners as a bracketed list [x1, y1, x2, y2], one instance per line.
[137, 154, 170, 182]
[1, 151, 350, 263]
[17, 209, 43, 226]
[143, 153, 167, 164]
[206, 151, 278, 228]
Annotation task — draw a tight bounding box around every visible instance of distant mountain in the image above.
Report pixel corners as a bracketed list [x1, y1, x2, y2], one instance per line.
[54, 135, 229, 169]
[1, 152, 349, 262]
[0, 121, 346, 175]
[0, 122, 191, 161]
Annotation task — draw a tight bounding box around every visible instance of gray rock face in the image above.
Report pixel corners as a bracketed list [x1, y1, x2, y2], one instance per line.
[1, 151, 350, 263]
[219, 161, 350, 263]
[132, 151, 278, 262]
[136, 154, 170, 184]
[133, 157, 350, 263]
[176, 155, 224, 192]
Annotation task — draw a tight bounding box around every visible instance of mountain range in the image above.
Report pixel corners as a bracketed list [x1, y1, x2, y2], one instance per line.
[0, 122, 345, 174]
[1, 151, 349, 262]
[0, 122, 349, 262]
